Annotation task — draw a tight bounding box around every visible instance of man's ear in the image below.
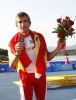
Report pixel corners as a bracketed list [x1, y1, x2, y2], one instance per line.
[29, 23, 31, 27]
[16, 24, 18, 27]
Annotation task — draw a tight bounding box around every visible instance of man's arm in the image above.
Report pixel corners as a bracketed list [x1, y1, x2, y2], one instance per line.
[8, 40, 25, 69]
[47, 47, 59, 61]
[8, 47, 18, 69]
[47, 40, 66, 61]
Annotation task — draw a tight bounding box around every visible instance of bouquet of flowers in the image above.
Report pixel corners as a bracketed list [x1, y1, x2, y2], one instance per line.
[52, 16, 76, 43]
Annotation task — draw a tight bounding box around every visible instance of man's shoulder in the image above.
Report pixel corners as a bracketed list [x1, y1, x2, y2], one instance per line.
[11, 32, 20, 40]
[32, 31, 44, 37]
[9, 32, 20, 43]
[13, 32, 20, 37]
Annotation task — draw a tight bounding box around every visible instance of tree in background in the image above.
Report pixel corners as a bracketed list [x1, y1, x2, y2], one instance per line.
[0, 48, 8, 61]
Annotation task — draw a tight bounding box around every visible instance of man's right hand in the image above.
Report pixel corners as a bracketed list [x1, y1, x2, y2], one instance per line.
[15, 42, 25, 55]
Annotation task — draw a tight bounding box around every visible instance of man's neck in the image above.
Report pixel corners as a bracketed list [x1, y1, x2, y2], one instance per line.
[20, 30, 30, 37]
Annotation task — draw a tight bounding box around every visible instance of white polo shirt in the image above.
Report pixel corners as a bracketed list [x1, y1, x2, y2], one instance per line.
[8, 35, 42, 78]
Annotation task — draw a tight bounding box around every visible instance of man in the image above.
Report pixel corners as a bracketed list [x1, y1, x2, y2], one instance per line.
[8, 12, 65, 100]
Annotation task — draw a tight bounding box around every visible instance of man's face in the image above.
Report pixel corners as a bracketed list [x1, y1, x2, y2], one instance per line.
[16, 16, 30, 33]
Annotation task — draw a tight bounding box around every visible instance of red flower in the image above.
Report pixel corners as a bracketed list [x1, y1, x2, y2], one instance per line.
[68, 28, 74, 33]
[52, 16, 76, 43]
[69, 20, 74, 25]
[57, 18, 62, 23]
[65, 16, 70, 20]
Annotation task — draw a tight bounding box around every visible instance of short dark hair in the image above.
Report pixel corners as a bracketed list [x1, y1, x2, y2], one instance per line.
[15, 12, 31, 26]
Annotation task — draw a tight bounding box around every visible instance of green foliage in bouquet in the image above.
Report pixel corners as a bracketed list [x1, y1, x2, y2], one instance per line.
[52, 16, 76, 42]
